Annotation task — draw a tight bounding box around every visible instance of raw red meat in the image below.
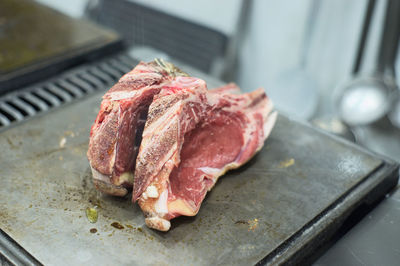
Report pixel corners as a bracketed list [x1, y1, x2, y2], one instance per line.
[87, 61, 186, 196]
[134, 76, 277, 231]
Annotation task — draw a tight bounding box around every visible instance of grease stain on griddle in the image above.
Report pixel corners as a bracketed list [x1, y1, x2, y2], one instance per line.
[235, 220, 248, 225]
[248, 218, 258, 231]
[234, 218, 259, 231]
[86, 207, 98, 223]
[279, 158, 295, 168]
[59, 137, 67, 148]
[64, 130, 76, 137]
[111, 222, 124, 229]
[6, 137, 20, 149]
[88, 196, 102, 208]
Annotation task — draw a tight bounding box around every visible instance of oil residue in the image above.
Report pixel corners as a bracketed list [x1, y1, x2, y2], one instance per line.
[86, 207, 98, 223]
[279, 158, 295, 168]
[235, 219, 259, 231]
[235, 220, 248, 225]
[248, 218, 258, 231]
[111, 222, 124, 230]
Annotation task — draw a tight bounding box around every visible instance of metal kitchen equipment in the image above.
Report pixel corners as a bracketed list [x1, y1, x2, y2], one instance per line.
[337, 0, 400, 126]
[0, 0, 122, 94]
[0, 1, 399, 265]
[85, 0, 252, 81]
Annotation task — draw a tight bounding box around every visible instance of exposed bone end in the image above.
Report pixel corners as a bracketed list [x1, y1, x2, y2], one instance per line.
[145, 185, 159, 198]
[92, 179, 128, 197]
[90, 165, 111, 183]
[263, 111, 278, 140]
[90, 166, 130, 196]
[145, 217, 171, 231]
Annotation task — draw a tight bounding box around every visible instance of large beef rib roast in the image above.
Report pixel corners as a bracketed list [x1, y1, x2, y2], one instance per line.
[87, 60, 277, 231]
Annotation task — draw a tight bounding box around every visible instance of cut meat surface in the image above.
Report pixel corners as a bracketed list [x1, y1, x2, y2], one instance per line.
[87, 60, 277, 232]
[134, 76, 277, 231]
[87, 60, 187, 196]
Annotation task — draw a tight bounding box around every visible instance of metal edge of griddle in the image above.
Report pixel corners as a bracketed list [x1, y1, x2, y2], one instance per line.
[257, 161, 399, 265]
[0, 229, 43, 266]
[256, 116, 400, 265]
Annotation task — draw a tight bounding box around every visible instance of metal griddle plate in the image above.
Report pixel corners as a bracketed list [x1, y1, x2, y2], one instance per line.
[0, 91, 398, 265]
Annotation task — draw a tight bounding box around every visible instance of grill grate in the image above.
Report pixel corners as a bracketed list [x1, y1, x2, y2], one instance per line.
[0, 54, 139, 130]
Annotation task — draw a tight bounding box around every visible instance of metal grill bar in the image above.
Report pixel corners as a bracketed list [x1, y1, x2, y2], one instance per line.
[44, 84, 73, 103]
[77, 72, 105, 89]
[8, 98, 36, 116]
[57, 80, 84, 98]
[21, 93, 49, 112]
[66, 76, 95, 93]
[0, 102, 24, 121]
[35, 88, 62, 107]
[0, 113, 11, 126]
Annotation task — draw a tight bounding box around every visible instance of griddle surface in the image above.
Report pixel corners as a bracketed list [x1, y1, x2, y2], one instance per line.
[0, 91, 397, 265]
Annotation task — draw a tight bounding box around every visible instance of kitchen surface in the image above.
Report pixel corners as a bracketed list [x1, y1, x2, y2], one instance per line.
[1, 0, 400, 265]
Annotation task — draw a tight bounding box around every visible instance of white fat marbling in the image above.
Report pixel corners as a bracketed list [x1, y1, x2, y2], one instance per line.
[198, 167, 222, 175]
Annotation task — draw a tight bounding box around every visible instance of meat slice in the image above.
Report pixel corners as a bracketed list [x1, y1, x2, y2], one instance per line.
[134, 77, 277, 231]
[87, 60, 187, 196]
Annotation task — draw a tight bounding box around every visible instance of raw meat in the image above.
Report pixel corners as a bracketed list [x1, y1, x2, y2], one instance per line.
[87, 60, 187, 196]
[134, 76, 277, 231]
